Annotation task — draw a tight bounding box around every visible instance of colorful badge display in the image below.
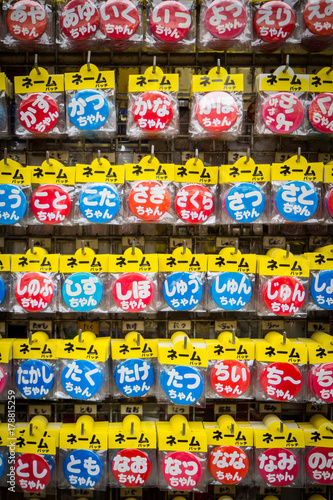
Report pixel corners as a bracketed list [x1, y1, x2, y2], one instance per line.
[304, 0, 333, 35]
[150, 0, 191, 42]
[79, 183, 121, 223]
[0, 366, 7, 394]
[275, 180, 318, 221]
[68, 89, 109, 131]
[308, 363, 333, 403]
[209, 445, 249, 484]
[0, 278, 6, 305]
[31, 185, 71, 224]
[63, 449, 103, 488]
[132, 91, 173, 132]
[7, 0, 47, 41]
[224, 183, 265, 222]
[100, 0, 140, 39]
[113, 273, 154, 312]
[16, 359, 54, 399]
[211, 272, 252, 311]
[257, 448, 299, 486]
[19, 93, 59, 134]
[112, 449, 152, 486]
[15, 453, 51, 492]
[160, 365, 204, 405]
[60, 0, 99, 40]
[114, 358, 155, 397]
[15, 272, 55, 312]
[210, 359, 251, 398]
[61, 359, 103, 399]
[162, 451, 202, 490]
[62, 272, 103, 312]
[260, 362, 303, 401]
[0, 184, 27, 224]
[310, 270, 333, 310]
[163, 272, 203, 311]
[308, 93, 333, 134]
[262, 93, 304, 134]
[129, 180, 170, 220]
[254, 1, 296, 42]
[196, 91, 238, 131]
[175, 184, 214, 224]
[305, 447, 333, 484]
[205, 0, 247, 38]
[263, 276, 306, 316]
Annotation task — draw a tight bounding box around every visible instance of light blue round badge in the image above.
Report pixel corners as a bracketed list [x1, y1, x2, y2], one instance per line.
[160, 365, 204, 405]
[225, 183, 265, 223]
[62, 272, 104, 312]
[275, 180, 318, 222]
[79, 183, 121, 223]
[61, 359, 103, 400]
[211, 272, 252, 311]
[115, 358, 154, 397]
[0, 452, 5, 479]
[0, 184, 26, 225]
[163, 272, 203, 311]
[0, 278, 6, 306]
[68, 89, 109, 131]
[311, 270, 333, 310]
[16, 359, 54, 399]
[63, 449, 103, 489]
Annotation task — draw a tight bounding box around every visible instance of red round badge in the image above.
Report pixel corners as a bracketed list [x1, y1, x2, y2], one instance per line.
[254, 1, 295, 42]
[0, 366, 7, 394]
[15, 272, 54, 312]
[60, 0, 99, 40]
[260, 362, 303, 401]
[100, 0, 139, 39]
[196, 91, 238, 132]
[150, 0, 192, 42]
[262, 92, 304, 134]
[257, 448, 299, 486]
[309, 92, 333, 134]
[175, 184, 214, 223]
[209, 445, 249, 484]
[132, 91, 173, 133]
[306, 447, 333, 484]
[308, 363, 333, 403]
[112, 272, 154, 312]
[263, 276, 306, 316]
[327, 188, 333, 218]
[112, 449, 152, 486]
[304, 0, 333, 35]
[129, 180, 170, 221]
[15, 453, 51, 492]
[162, 451, 202, 491]
[18, 93, 59, 135]
[31, 185, 71, 224]
[7, 0, 47, 40]
[210, 359, 251, 398]
[205, 0, 247, 39]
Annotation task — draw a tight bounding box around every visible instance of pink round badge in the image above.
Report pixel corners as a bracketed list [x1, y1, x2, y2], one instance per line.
[128, 180, 171, 221]
[308, 363, 333, 403]
[150, 0, 192, 42]
[162, 451, 202, 491]
[19, 93, 59, 134]
[0, 366, 7, 394]
[211, 359, 251, 398]
[112, 272, 154, 312]
[263, 276, 306, 316]
[262, 92, 304, 134]
[15, 453, 51, 492]
[209, 445, 249, 484]
[304, 0, 333, 35]
[7, 0, 47, 40]
[112, 449, 152, 486]
[175, 184, 214, 224]
[31, 185, 71, 225]
[257, 448, 299, 486]
[309, 92, 333, 134]
[306, 447, 333, 484]
[60, 0, 99, 40]
[254, 1, 295, 42]
[100, 0, 140, 39]
[196, 91, 238, 132]
[132, 91, 173, 133]
[205, 0, 247, 38]
[15, 272, 55, 312]
[260, 361, 303, 401]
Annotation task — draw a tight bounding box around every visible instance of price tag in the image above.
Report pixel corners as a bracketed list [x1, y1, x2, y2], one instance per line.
[261, 320, 285, 332]
[169, 238, 192, 251]
[74, 404, 97, 416]
[309, 236, 330, 250]
[7, 152, 26, 164]
[29, 320, 52, 333]
[318, 153, 333, 163]
[214, 403, 237, 417]
[167, 405, 190, 416]
[263, 236, 286, 250]
[122, 320, 145, 332]
[214, 484, 236, 495]
[181, 151, 204, 163]
[308, 322, 330, 334]
[133, 153, 145, 163]
[215, 320, 237, 333]
[77, 320, 99, 336]
[120, 489, 143, 497]
[216, 237, 239, 249]
[28, 405, 52, 416]
[120, 404, 143, 416]
[168, 320, 191, 332]
[306, 403, 328, 415]
[122, 236, 145, 250]
[259, 403, 282, 413]
[227, 151, 246, 163]
[274, 152, 294, 163]
[259, 487, 281, 495]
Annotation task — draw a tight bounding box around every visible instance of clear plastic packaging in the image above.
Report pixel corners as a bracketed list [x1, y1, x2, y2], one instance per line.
[0, 74, 12, 136]
[208, 445, 253, 485]
[158, 449, 207, 492]
[258, 273, 309, 317]
[15, 451, 57, 493]
[56, 0, 101, 50]
[207, 270, 256, 312]
[58, 448, 108, 490]
[110, 448, 157, 487]
[99, 0, 143, 51]
[11, 271, 59, 314]
[14, 358, 57, 400]
[255, 359, 307, 402]
[0, 158, 31, 227]
[110, 270, 158, 314]
[157, 361, 207, 407]
[255, 447, 304, 487]
[159, 271, 206, 312]
[301, 0, 333, 52]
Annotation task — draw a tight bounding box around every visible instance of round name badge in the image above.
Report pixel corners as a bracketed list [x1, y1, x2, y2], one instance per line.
[114, 358, 154, 397]
[163, 271, 203, 311]
[160, 365, 204, 405]
[0, 366, 7, 394]
[304, 0, 333, 35]
[224, 183, 265, 223]
[260, 361, 303, 401]
[63, 449, 103, 488]
[196, 91, 238, 132]
[60, 0, 99, 40]
[308, 363, 333, 403]
[0, 184, 27, 225]
[205, 0, 247, 39]
[15, 453, 51, 492]
[327, 188, 333, 218]
[308, 92, 333, 134]
[162, 451, 202, 491]
[113, 273, 154, 312]
[306, 447, 333, 484]
[132, 91, 173, 133]
[275, 180, 318, 222]
[254, 1, 295, 42]
[210, 359, 251, 398]
[16, 359, 54, 399]
[79, 183, 121, 223]
[68, 89, 109, 131]
[150, 0, 192, 42]
[262, 92, 304, 134]
[0, 278, 6, 306]
[311, 270, 333, 310]
[209, 445, 249, 484]
[62, 272, 104, 312]
[61, 359, 103, 399]
[19, 93, 59, 134]
[112, 449, 152, 486]
[15, 272, 55, 312]
[7, 0, 47, 41]
[263, 276, 306, 316]
[100, 0, 140, 39]
[175, 184, 214, 223]
[0, 453, 5, 480]
[257, 448, 299, 486]
[129, 180, 170, 221]
[31, 184, 71, 225]
[211, 272, 252, 311]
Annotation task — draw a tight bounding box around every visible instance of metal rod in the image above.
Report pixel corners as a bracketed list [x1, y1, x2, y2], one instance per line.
[283, 331, 287, 345]
[152, 56, 157, 73]
[29, 423, 33, 436]
[78, 329, 82, 343]
[3, 148, 7, 165]
[28, 331, 32, 345]
[246, 147, 250, 163]
[217, 58, 221, 74]
[231, 423, 234, 434]
[283, 54, 290, 73]
[137, 333, 140, 346]
[183, 239, 186, 254]
[132, 240, 135, 255]
[182, 423, 186, 436]
[297, 147, 301, 162]
[81, 241, 85, 255]
[232, 328, 236, 344]
[131, 422, 134, 435]
[184, 336, 187, 350]
[286, 244, 290, 258]
[81, 422, 84, 436]
[194, 148, 199, 165]
[149, 145, 155, 162]
[87, 51, 91, 71]
[46, 151, 50, 164]
[30, 239, 35, 255]
[97, 150, 101, 164]
[34, 54, 40, 75]
[234, 240, 239, 255]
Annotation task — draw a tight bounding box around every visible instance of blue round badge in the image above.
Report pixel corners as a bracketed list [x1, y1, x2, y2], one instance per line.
[61, 359, 103, 400]
[0, 277, 6, 306]
[163, 272, 203, 311]
[0, 184, 27, 225]
[68, 89, 109, 131]
[160, 365, 204, 405]
[275, 180, 318, 222]
[224, 183, 265, 223]
[63, 449, 103, 489]
[0, 452, 5, 479]
[114, 358, 154, 397]
[42, 454, 55, 477]
[79, 183, 121, 223]
[211, 272, 252, 311]
[16, 359, 54, 399]
[311, 270, 333, 310]
[62, 272, 104, 312]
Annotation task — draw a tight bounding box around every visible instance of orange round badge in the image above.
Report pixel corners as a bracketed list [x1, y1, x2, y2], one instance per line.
[128, 180, 170, 221]
[209, 445, 249, 484]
